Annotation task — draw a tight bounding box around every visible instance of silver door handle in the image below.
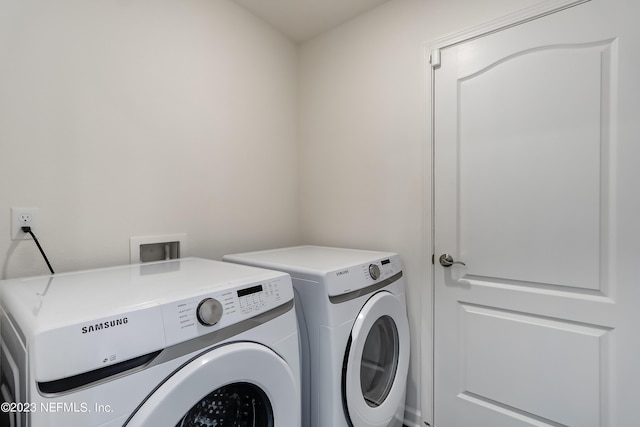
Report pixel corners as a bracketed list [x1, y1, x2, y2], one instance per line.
[439, 254, 466, 267]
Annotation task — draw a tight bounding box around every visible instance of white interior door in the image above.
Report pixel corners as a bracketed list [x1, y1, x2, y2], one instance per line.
[433, 0, 640, 426]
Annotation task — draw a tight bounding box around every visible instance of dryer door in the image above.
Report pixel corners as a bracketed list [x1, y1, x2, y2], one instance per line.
[343, 291, 410, 427]
[125, 342, 299, 427]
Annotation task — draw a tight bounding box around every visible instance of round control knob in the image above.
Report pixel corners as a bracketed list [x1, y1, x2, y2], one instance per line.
[369, 264, 381, 280]
[197, 298, 223, 326]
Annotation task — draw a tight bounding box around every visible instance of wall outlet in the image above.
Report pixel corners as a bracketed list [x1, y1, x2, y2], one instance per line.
[11, 207, 38, 240]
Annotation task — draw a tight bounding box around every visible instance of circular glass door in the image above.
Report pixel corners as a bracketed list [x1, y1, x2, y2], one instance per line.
[343, 291, 410, 427]
[360, 315, 399, 408]
[177, 382, 273, 427]
[125, 342, 298, 427]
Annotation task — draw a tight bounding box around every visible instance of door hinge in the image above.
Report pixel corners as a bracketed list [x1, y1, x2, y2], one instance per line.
[430, 49, 441, 69]
[431, 254, 435, 265]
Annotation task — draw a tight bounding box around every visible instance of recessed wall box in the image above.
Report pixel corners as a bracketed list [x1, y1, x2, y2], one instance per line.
[130, 234, 186, 264]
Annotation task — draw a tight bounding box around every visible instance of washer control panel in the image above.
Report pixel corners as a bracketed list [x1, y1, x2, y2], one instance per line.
[161, 274, 292, 346]
[368, 264, 381, 280]
[237, 284, 266, 314]
[196, 298, 224, 326]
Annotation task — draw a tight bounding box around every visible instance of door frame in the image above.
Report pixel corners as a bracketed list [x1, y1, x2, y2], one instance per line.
[421, 1, 591, 425]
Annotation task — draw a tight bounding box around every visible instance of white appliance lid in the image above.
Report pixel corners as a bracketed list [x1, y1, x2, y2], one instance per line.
[224, 245, 397, 275]
[0, 258, 287, 328]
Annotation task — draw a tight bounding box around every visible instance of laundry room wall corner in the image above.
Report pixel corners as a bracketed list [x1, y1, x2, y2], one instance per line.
[297, 0, 558, 424]
[0, 0, 299, 280]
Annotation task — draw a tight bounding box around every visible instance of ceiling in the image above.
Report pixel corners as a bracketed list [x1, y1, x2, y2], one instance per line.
[231, 0, 390, 42]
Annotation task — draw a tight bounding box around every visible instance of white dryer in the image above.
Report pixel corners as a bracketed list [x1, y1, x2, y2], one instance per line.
[224, 246, 410, 427]
[0, 258, 300, 427]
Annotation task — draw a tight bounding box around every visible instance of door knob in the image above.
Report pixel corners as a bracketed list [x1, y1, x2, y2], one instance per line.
[439, 254, 466, 267]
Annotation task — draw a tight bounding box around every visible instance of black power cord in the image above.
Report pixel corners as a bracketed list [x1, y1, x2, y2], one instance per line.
[21, 226, 55, 275]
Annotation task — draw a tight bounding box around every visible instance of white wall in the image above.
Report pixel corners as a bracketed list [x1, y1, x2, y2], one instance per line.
[298, 0, 548, 425]
[0, 0, 299, 279]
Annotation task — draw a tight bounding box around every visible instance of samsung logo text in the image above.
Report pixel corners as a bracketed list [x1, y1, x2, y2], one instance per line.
[81, 317, 128, 334]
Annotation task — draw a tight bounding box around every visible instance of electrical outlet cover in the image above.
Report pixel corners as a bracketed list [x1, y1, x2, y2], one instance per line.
[11, 207, 38, 240]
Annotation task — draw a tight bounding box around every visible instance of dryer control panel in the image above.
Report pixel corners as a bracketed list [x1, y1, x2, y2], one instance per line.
[363, 257, 402, 282]
[161, 274, 292, 347]
[325, 254, 402, 297]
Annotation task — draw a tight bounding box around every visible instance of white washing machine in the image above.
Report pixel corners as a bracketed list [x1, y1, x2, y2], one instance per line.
[224, 246, 410, 427]
[0, 258, 300, 427]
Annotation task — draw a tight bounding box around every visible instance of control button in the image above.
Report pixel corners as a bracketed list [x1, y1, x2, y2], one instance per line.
[369, 264, 381, 280]
[197, 298, 224, 326]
